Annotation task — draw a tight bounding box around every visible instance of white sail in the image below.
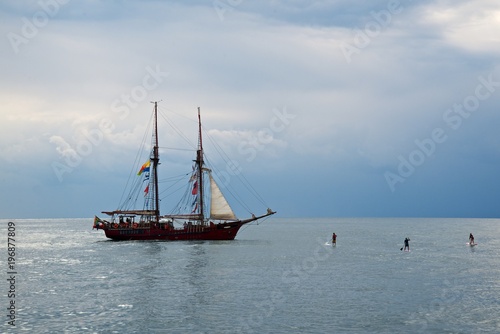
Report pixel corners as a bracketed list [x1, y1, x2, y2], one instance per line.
[209, 173, 236, 220]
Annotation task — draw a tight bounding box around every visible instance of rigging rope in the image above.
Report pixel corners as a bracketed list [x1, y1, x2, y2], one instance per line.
[117, 110, 154, 210]
[203, 128, 270, 209]
[112, 104, 272, 221]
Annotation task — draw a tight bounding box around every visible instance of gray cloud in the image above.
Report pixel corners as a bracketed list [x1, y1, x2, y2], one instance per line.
[1, 0, 499, 218]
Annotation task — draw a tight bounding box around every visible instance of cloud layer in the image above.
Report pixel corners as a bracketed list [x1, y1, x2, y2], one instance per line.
[1, 0, 499, 218]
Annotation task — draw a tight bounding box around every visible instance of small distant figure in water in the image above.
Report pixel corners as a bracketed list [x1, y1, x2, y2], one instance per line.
[403, 237, 410, 251]
[332, 233, 337, 245]
[469, 233, 475, 245]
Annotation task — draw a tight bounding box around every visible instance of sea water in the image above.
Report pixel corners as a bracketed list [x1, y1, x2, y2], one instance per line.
[1, 217, 499, 333]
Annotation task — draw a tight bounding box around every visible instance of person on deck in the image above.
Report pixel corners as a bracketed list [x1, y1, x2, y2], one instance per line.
[332, 233, 337, 245]
[469, 233, 475, 245]
[404, 237, 410, 251]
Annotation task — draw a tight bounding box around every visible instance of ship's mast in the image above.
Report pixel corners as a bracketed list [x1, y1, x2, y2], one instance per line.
[196, 107, 204, 224]
[152, 101, 160, 223]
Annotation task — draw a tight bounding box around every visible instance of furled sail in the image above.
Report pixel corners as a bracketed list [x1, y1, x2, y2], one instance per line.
[209, 173, 236, 220]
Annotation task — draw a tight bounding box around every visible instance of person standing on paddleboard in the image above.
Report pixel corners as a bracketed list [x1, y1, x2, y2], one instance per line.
[332, 232, 337, 245]
[404, 237, 410, 251]
[469, 233, 475, 245]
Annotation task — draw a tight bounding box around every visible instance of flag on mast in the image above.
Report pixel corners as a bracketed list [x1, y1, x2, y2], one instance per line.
[138, 160, 151, 175]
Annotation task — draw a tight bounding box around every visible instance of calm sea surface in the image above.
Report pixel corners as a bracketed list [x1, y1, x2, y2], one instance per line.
[1, 217, 500, 333]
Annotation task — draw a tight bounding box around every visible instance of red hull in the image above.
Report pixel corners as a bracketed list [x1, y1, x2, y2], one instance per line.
[99, 222, 245, 241]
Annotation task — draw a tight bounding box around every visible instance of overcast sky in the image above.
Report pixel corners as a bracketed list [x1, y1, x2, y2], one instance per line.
[1, 0, 499, 218]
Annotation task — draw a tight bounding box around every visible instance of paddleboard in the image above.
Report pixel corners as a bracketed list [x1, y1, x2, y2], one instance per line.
[467, 242, 478, 247]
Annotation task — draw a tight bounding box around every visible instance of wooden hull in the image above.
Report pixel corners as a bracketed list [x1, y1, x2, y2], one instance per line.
[98, 222, 245, 241]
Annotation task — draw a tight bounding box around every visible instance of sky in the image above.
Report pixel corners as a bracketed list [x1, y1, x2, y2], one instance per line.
[1, 0, 500, 219]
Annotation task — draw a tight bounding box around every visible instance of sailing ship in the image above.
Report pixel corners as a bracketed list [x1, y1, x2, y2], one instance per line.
[93, 102, 275, 240]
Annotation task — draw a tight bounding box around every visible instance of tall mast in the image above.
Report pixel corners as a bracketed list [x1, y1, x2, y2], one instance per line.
[196, 107, 204, 224]
[152, 101, 160, 223]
